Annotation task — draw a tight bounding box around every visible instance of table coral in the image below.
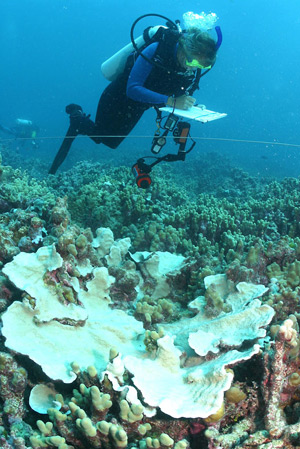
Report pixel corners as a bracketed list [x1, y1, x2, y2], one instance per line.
[1, 245, 144, 382]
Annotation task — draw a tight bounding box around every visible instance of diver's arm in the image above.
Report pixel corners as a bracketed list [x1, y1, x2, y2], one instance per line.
[126, 44, 196, 109]
[126, 43, 169, 105]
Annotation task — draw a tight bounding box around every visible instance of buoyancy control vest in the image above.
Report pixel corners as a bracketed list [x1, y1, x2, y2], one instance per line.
[143, 30, 202, 97]
[118, 28, 202, 101]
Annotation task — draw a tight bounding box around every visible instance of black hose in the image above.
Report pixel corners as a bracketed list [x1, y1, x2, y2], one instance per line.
[130, 13, 179, 70]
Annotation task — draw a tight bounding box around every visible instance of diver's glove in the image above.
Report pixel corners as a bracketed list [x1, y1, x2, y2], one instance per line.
[166, 95, 196, 110]
[66, 103, 84, 117]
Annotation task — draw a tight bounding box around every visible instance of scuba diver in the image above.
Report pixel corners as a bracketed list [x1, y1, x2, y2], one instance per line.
[0, 119, 39, 149]
[49, 12, 222, 175]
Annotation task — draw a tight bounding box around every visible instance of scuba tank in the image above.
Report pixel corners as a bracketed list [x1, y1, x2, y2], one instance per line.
[15, 119, 33, 127]
[101, 25, 166, 81]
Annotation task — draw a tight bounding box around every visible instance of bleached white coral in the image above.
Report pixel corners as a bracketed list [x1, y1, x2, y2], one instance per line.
[279, 318, 298, 346]
[124, 335, 260, 418]
[162, 274, 274, 356]
[1, 246, 144, 383]
[1, 245, 274, 419]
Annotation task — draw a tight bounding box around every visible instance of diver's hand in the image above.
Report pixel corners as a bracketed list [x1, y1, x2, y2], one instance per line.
[166, 95, 196, 110]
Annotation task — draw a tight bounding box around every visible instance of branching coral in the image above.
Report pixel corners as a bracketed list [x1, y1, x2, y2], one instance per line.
[28, 364, 191, 449]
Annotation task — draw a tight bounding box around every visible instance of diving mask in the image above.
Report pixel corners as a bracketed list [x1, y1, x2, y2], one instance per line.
[185, 59, 212, 69]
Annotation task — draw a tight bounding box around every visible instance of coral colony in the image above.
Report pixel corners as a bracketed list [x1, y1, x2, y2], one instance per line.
[2, 152, 300, 449]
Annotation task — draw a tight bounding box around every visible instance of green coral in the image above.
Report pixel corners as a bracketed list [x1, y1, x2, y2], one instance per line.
[0, 157, 56, 212]
[135, 296, 180, 326]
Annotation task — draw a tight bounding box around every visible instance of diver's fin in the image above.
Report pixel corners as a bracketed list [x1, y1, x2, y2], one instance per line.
[49, 105, 87, 174]
[48, 125, 78, 174]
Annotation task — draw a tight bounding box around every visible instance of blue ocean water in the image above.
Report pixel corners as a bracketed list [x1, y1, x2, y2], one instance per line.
[0, 0, 299, 177]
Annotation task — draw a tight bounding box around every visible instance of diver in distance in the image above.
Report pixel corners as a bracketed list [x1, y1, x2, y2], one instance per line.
[0, 119, 39, 149]
[49, 12, 222, 175]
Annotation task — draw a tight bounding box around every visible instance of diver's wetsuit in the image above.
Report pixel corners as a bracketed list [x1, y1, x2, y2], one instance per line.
[49, 35, 201, 174]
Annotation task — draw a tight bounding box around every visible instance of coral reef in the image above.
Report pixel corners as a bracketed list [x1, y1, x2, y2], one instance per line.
[2, 154, 300, 448]
[43, 157, 300, 272]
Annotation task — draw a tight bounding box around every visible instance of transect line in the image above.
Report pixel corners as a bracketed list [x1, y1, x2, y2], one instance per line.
[1, 135, 300, 148]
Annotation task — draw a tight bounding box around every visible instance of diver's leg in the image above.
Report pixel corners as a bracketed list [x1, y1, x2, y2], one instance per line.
[0, 124, 15, 135]
[94, 88, 147, 149]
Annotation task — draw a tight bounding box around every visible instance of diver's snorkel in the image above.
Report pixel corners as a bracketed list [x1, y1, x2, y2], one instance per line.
[215, 25, 223, 50]
[182, 11, 222, 76]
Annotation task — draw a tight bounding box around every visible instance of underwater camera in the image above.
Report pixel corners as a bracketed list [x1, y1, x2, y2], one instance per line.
[132, 159, 152, 189]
